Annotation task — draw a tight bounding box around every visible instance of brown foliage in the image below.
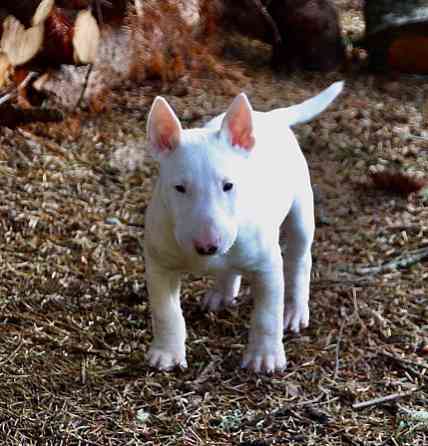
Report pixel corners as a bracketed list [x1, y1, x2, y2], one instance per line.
[126, 0, 242, 87]
[369, 169, 428, 195]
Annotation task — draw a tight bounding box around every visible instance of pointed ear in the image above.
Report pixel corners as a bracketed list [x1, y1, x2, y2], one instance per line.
[220, 93, 255, 151]
[147, 96, 182, 157]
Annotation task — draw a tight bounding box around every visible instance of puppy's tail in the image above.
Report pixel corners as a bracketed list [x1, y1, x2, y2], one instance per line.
[272, 81, 344, 126]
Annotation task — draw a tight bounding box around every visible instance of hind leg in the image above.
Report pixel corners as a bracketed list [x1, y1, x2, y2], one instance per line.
[201, 272, 241, 312]
[281, 191, 315, 333]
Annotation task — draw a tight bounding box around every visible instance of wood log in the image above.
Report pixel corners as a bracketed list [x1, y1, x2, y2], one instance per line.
[0, 1, 100, 104]
[364, 0, 428, 73]
[1, 15, 45, 66]
[0, 53, 13, 88]
[73, 9, 100, 64]
[0, 4, 100, 68]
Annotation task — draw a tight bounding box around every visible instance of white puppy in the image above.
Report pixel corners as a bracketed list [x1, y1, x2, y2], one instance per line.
[144, 82, 344, 373]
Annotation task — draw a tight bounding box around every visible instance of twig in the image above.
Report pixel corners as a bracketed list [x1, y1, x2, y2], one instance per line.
[74, 63, 94, 110]
[354, 246, 428, 275]
[0, 335, 24, 366]
[380, 351, 428, 371]
[294, 393, 324, 407]
[334, 319, 346, 379]
[81, 357, 87, 385]
[194, 358, 221, 385]
[18, 129, 72, 160]
[74, 0, 106, 110]
[352, 388, 419, 410]
[378, 351, 428, 382]
[0, 71, 38, 106]
[403, 132, 428, 143]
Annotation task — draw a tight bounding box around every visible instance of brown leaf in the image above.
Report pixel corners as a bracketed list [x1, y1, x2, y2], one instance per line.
[369, 170, 428, 195]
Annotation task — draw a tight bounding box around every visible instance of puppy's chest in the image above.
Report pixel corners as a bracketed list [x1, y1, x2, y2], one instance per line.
[148, 228, 267, 276]
[154, 248, 236, 275]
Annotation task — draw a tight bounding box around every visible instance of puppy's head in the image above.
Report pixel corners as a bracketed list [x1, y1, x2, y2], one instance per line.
[147, 93, 255, 258]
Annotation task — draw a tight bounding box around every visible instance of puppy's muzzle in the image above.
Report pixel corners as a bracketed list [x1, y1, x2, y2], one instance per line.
[193, 241, 219, 256]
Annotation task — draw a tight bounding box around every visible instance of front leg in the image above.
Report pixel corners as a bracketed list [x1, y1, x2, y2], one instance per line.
[145, 255, 186, 370]
[242, 247, 286, 374]
[201, 272, 241, 312]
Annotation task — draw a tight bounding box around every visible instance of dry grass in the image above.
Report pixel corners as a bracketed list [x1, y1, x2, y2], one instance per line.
[0, 1, 427, 445]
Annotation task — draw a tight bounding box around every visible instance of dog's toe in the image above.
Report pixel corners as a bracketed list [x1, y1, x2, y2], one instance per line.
[241, 347, 287, 374]
[284, 302, 309, 333]
[146, 347, 187, 371]
[201, 290, 236, 312]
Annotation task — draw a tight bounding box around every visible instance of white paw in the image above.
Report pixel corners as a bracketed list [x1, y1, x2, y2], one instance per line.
[284, 301, 309, 333]
[201, 289, 236, 312]
[241, 344, 286, 374]
[146, 345, 187, 371]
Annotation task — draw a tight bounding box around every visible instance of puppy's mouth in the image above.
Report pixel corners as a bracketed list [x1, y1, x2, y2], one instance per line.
[193, 244, 230, 258]
[175, 230, 237, 259]
[182, 241, 234, 259]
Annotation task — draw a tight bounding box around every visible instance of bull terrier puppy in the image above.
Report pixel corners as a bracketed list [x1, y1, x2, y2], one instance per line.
[144, 81, 344, 373]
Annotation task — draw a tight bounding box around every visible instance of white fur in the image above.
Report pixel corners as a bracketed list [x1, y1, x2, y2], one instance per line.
[144, 81, 344, 373]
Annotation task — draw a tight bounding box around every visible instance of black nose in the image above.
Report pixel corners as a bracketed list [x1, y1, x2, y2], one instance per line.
[195, 244, 218, 256]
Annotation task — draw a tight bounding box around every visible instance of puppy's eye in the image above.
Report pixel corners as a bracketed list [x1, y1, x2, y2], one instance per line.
[223, 182, 234, 192]
[174, 185, 186, 193]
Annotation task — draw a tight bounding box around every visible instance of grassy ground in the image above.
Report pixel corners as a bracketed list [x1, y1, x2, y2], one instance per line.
[0, 1, 427, 445]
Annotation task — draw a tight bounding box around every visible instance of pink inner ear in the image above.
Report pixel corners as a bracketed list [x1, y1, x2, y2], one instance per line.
[229, 118, 255, 151]
[157, 123, 178, 152]
[222, 93, 255, 151]
[148, 96, 181, 155]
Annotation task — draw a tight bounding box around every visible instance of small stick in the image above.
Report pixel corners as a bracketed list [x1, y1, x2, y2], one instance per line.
[0, 335, 24, 366]
[18, 129, 71, 160]
[352, 389, 418, 410]
[380, 351, 428, 371]
[194, 359, 220, 385]
[355, 246, 428, 275]
[74, 0, 107, 110]
[81, 357, 87, 385]
[74, 63, 94, 110]
[403, 132, 428, 142]
[0, 71, 38, 106]
[294, 393, 324, 407]
[378, 351, 428, 382]
[334, 319, 346, 379]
